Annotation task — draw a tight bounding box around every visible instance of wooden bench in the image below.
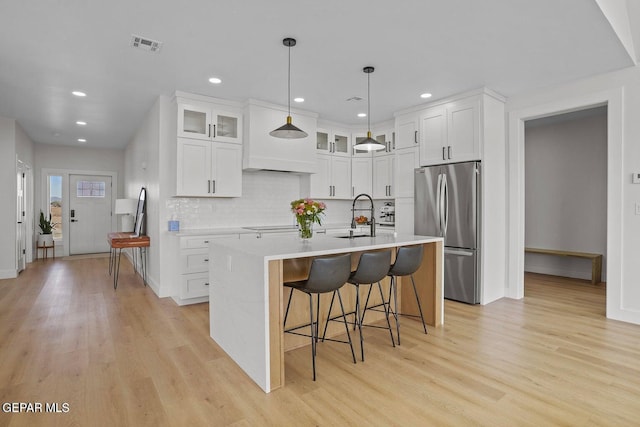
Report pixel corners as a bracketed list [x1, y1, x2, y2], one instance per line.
[525, 248, 602, 284]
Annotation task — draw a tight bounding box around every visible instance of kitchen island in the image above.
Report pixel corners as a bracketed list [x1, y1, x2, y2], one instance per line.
[208, 233, 443, 392]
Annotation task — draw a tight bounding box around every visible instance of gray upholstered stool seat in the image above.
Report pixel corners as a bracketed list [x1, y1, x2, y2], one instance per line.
[283, 253, 356, 381]
[323, 249, 394, 361]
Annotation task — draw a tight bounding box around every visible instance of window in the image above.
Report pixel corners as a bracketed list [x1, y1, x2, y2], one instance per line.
[49, 175, 62, 239]
[76, 180, 106, 198]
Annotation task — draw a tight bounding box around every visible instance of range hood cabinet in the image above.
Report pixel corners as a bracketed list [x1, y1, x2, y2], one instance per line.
[243, 100, 317, 173]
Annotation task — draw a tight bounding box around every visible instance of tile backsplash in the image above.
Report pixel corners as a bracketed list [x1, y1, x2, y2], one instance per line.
[165, 170, 354, 229]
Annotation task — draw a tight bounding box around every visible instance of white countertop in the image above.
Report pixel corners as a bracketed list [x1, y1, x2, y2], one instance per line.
[172, 223, 387, 237]
[209, 233, 442, 260]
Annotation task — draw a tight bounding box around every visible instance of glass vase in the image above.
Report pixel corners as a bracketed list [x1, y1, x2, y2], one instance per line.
[299, 219, 313, 239]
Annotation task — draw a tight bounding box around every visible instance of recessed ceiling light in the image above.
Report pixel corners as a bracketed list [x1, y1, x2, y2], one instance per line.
[208, 77, 222, 84]
[357, 113, 367, 118]
[420, 92, 432, 99]
[77, 138, 87, 143]
[293, 97, 304, 103]
[72, 91, 86, 97]
[76, 121, 87, 126]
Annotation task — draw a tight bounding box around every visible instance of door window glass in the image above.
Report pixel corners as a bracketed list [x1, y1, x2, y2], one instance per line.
[49, 175, 62, 239]
[76, 181, 106, 197]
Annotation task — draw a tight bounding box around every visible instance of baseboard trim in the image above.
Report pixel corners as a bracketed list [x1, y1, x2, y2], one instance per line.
[0, 269, 18, 280]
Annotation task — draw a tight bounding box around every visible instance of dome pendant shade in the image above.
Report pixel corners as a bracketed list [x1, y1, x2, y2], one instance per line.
[354, 66, 385, 152]
[269, 115, 308, 138]
[355, 131, 386, 151]
[270, 37, 307, 139]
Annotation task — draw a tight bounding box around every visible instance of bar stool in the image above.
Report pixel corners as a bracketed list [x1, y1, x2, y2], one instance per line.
[283, 253, 356, 381]
[387, 245, 427, 345]
[324, 250, 394, 361]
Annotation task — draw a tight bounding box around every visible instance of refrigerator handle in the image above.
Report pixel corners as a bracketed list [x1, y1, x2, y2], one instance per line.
[442, 173, 449, 236]
[436, 173, 443, 236]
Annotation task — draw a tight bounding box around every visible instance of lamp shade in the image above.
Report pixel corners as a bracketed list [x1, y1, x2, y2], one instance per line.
[269, 116, 308, 139]
[115, 198, 137, 215]
[354, 131, 386, 151]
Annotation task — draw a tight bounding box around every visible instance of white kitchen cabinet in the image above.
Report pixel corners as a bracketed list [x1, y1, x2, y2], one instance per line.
[395, 112, 420, 150]
[394, 197, 415, 235]
[373, 154, 394, 198]
[395, 147, 419, 198]
[176, 138, 242, 197]
[419, 96, 480, 166]
[316, 128, 350, 157]
[310, 154, 352, 199]
[373, 128, 395, 156]
[177, 101, 242, 144]
[174, 234, 238, 305]
[351, 157, 372, 197]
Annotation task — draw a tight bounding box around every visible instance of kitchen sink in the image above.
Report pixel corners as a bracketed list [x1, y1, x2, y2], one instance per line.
[334, 234, 370, 239]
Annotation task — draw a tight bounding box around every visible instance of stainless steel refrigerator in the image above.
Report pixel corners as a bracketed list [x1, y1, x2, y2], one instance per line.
[414, 161, 480, 304]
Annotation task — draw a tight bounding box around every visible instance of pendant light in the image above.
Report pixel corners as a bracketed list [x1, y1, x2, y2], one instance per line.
[354, 66, 386, 152]
[270, 38, 308, 139]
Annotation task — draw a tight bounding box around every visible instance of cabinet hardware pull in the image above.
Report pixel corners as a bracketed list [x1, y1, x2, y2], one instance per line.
[414, 130, 418, 144]
[442, 146, 446, 160]
[208, 124, 211, 138]
[204, 282, 209, 286]
[204, 259, 209, 262]
[212, 180, 216, 193]
[448, 146, 452, 159]
[352, 186, 354, 196]
[207, 180, 211, 193]
[204, 240, 209, 244]
[213, 124, 216, 138]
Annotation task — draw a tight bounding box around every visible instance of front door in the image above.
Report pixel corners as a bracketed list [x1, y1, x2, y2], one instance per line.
[69, 174, 112, 255]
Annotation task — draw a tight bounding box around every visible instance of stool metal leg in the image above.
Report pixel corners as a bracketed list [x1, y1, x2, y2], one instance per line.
[336, 289, 357, 364]
[113, 248, 122, 289]
[410, 274, 428, 334]
[309, 293, 317, 381]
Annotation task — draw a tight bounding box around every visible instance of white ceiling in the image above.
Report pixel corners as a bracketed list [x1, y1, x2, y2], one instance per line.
[0, 0, 633, 150]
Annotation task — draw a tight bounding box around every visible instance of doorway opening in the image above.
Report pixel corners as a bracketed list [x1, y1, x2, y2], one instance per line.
[523, 106, 607, 307]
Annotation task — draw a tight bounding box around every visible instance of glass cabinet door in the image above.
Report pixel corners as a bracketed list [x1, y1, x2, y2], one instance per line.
[178, 104, 211, 140]
[212, 111, 242, 144]
[316, 131, 330, 151]
[216, 114, 238, 138]
[334, 134, 349, 155]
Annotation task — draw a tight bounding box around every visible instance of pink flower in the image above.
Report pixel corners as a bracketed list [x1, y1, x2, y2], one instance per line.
[318, 202, 326, 210]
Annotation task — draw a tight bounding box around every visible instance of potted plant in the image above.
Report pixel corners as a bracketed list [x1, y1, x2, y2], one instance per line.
[38, 211, 55, 247]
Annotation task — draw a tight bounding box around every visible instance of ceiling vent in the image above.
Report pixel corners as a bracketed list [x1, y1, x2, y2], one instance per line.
[346, 96, 364, 102]
[131, 34, 163, 53]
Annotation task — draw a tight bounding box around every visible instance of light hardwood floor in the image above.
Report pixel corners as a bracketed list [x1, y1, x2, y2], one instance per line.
[1, 258, 639, 426]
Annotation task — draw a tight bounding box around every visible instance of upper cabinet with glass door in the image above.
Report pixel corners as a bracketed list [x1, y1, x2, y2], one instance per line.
[316, 128, 350, 157]
[373, 128, 395, 157]
[177, 98, 243, 145]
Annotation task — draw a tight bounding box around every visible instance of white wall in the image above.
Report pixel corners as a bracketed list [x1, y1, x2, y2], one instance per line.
[0, 117, 17, 278]
[0, 117, 34, 278]
[524, 110, 608, 281]
[506, 64, 640, 325]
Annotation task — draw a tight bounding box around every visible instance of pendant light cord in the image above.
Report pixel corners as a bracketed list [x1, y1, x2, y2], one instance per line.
[367, 71, 371, 132]
[287, 44, 291, 117]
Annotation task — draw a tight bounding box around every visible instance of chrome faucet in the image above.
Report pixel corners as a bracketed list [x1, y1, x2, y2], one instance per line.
[351, 193, 376, 237]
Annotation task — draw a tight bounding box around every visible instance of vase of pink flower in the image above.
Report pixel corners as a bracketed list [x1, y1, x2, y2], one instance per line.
[290, 198, 326, 239]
